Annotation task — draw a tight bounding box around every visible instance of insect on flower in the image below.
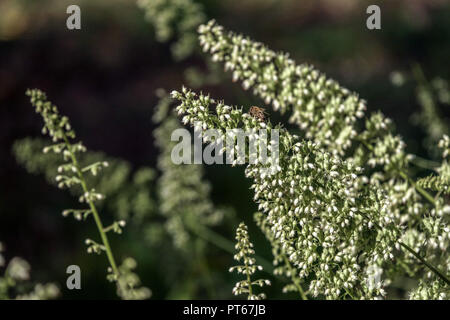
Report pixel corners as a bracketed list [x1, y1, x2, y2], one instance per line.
[249, 106, 267, 122]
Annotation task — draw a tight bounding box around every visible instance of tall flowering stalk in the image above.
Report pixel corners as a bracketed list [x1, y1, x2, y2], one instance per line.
[26, 89, 150, 300]
[229, 223, 270, 300]
[418, 135, 450, 194]
[194, 20, 449, 298]
[172, 88, 449, 298]
[172, 88, 416, 299]
[13, 137, 156, 224]
[198, 19, 365, 157]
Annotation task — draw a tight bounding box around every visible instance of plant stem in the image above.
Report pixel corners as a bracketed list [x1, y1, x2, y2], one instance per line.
[63, 136, 119, 277]
[245, 259, 253, 298]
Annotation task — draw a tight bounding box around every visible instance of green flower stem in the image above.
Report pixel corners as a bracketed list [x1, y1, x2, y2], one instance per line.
[311, 175, 446, 284]
[63, 135, 119, 277]
[187, 222, 312, 298]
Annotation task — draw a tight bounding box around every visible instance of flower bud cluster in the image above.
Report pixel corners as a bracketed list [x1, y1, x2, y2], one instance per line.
[229, 223, 270, 300]
[198, 20, 365, 156]
[27, 89, 150, 299]
[173, 88, 401, 299]
[109, 258, 152, 300]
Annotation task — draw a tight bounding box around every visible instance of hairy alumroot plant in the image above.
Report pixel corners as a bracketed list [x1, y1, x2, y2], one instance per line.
[171, 88, 420, 299]
[26, 89, 150, 300]
[229, 223, 270, 300]
[0, 242, 60, 300]
[194, 20, 449, 298]
[137, 0, 206, 61]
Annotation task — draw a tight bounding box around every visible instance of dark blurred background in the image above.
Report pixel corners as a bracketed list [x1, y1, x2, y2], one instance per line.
[0, 0, 449, 299]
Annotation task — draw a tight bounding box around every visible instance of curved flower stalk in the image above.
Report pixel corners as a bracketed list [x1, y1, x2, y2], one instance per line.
[0, 242, 60, 300]
[172, 88, 412, 299]
[229, 223, 270, 300]
[195, 20, 443, 201]
[154, 90, 283, 297]
[198, 19, 365, 157]
[26, 89, 150, 300]
[13, 137, 156, 223]
[409, 65, 450, 153]
[137, 0, 206, 61]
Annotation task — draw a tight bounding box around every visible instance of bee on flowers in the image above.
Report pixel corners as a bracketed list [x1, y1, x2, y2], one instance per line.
[248, 106, 267, 122]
